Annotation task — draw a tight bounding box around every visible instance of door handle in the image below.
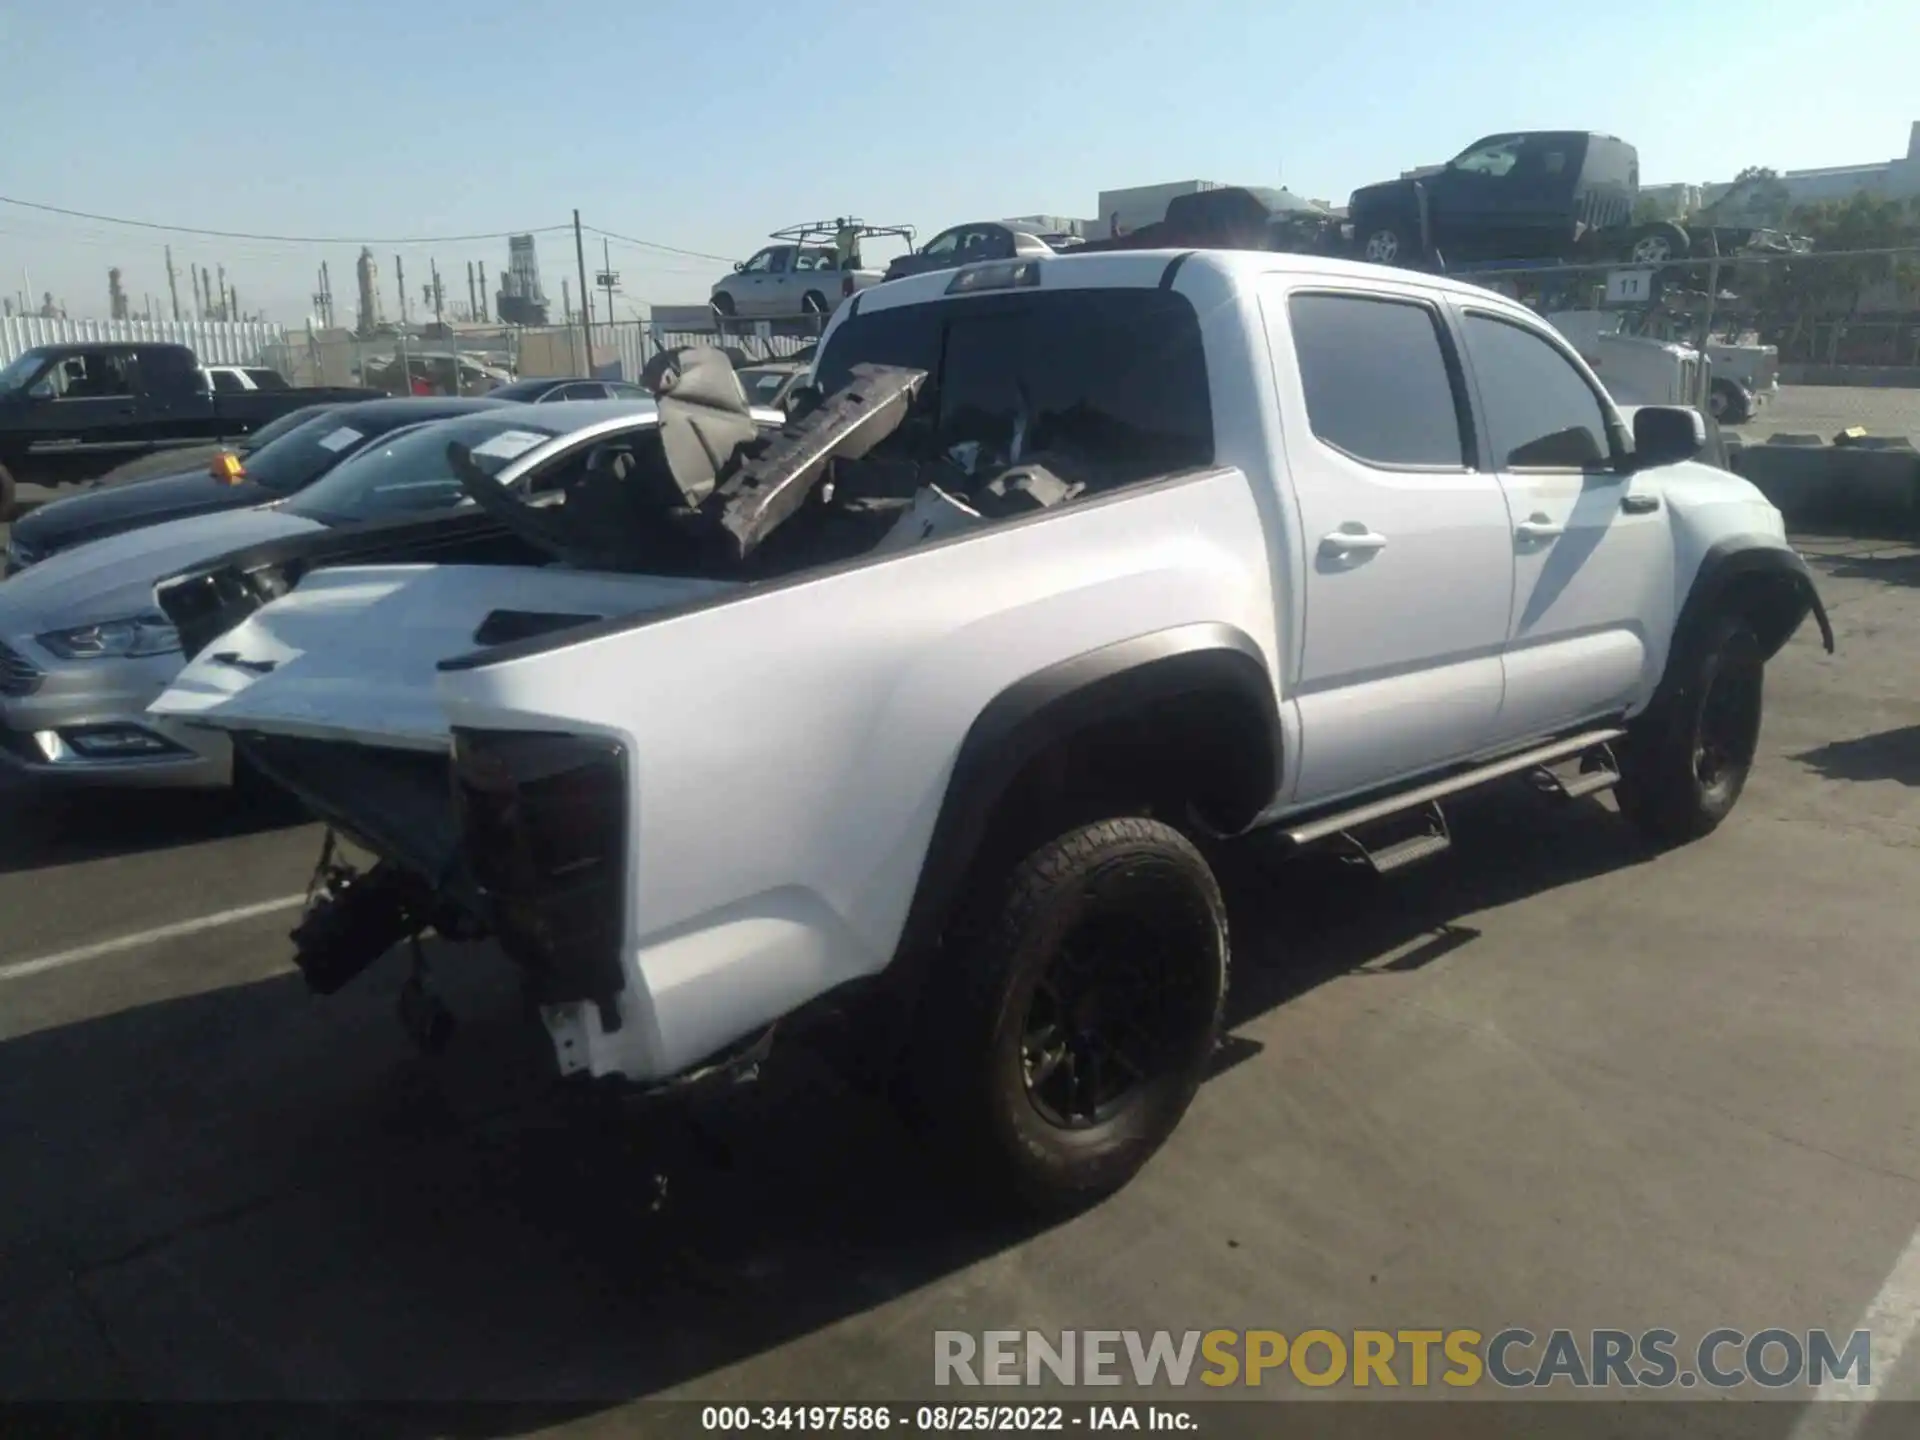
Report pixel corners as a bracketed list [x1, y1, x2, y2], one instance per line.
[1319, 527, 1389, 557]
[1621, 493, 1661, 514]
[1514, 513, 1565, 542]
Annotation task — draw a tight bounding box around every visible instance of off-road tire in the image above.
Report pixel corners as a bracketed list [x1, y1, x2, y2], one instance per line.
[1616, 612, 1765, 845]
[909, 817, 1229, 1215]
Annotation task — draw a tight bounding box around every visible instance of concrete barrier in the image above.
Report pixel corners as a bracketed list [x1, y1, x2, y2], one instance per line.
[1730, 440, 1919, 528]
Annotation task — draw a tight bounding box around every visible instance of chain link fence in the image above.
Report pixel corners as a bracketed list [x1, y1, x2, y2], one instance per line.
[260, 319, 817, 397]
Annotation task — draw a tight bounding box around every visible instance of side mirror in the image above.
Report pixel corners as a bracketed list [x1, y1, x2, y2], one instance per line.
[1629, 405, 1706, 470]
[733, 261, 744, 273]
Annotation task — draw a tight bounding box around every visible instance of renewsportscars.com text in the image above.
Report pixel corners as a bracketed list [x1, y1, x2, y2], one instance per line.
[933, 1328, 1874, 1391]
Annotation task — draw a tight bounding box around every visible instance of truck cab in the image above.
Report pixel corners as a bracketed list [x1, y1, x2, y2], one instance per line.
[1349, 131, 1640, 266]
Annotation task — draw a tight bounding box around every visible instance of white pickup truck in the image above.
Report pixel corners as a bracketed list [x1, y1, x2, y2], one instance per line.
[143, 250, 1831, 1213]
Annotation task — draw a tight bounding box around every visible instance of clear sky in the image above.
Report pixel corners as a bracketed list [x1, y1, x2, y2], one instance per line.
[3, 0, 1915, 324]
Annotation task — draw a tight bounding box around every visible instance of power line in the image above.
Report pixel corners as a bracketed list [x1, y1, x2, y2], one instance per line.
[583, 224, 737, 265]
[0, 193, 570, 246]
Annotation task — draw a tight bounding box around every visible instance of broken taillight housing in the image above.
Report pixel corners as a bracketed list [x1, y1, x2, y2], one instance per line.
[452, 728, 629, 1020]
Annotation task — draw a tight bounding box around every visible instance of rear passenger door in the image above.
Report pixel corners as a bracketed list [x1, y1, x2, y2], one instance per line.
[1452, 306, 1674, 741]
[1262, 280, 1517, 806]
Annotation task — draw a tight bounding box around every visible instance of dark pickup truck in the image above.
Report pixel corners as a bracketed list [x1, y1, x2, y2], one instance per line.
[0, 342, 378, 515]
[1073, 185, 1344, 258]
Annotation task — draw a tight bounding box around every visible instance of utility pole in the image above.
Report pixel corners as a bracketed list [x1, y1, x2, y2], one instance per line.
[165, 245, 181, 321]
[597, 236, 620, 330]
[572, 209, 592, 374]
[230, 288, 240, 323]
[466, 261, 476, 322]
[477, 262, 488, 323]
[394, 253, 407, 325]
[216, 264, 228, 321]
[191, 266, 203, 317]
[430, 259, 444, 326]
[561, 278, 572, 326]
[201, 267, 213, 320]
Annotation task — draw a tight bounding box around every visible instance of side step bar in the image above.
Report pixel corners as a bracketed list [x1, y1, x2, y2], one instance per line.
[1284, 727, 1628, 849]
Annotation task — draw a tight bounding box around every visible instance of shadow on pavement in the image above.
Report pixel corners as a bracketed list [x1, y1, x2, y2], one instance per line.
[0, 782, 309, 875]
[1799, 542, 1920, 587]
[0, 785, 1653, 1428]
[1793, 725, 1920, 787]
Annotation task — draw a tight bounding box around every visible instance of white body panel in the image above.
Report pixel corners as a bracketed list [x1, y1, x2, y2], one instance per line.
[147, 249, 1806, 1086]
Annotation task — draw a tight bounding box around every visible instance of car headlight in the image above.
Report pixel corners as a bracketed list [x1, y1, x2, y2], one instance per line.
[36, 612, 181, 660]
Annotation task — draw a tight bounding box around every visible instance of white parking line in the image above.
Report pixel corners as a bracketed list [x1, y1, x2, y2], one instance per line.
[0, 894, 308, 983]
[1790, 1224, 1920, 1439]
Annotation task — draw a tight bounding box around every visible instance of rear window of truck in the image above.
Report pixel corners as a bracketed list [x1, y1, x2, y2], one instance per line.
[815, 287, 1214, 485]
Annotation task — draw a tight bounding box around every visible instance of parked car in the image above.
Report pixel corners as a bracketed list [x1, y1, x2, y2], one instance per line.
[0, 342, 380, 510]
[732, 358, 810, 409]
[1349, 131, 1663, 267]
[884, 224, 1055, 283]
[142, 251, 1828, 1214]
[82, 400, 343, 490]
[481, 376, 654, 403]
[4, 397, 505, 575]
[204, 365, 293, 393]
[0, 399, 659, 792]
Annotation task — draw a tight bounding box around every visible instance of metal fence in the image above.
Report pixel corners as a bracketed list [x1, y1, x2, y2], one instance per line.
[1437, 245, 1920, 370]
[0, 315, 288, 367]
[260, 319, 815, 396]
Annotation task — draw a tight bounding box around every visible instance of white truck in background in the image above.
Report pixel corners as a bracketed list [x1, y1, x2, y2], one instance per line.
[1546, 310, 1706, 410]
[1548, 310, 1777, 424]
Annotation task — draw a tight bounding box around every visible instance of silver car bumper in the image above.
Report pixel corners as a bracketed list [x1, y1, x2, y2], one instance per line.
[0, 639, 232, 790]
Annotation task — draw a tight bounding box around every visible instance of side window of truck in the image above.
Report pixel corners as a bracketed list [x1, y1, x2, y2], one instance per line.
[1287, 292, 1470, 469]
[1459, 312, 1613, 470]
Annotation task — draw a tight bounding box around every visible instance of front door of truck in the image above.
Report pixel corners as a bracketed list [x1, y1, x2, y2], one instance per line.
[1451, 305, 1674, 742]
[1260, 278, 1517, 808]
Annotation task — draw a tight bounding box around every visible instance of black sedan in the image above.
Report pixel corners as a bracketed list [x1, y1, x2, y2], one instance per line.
[4, 396, 506, 575]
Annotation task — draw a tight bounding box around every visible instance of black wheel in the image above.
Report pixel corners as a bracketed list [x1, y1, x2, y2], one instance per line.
[910, 817, 1229, 1215]
[1708, 379, 1751, 424]
[802, 291, 828, 315]
[0, 460, 15, 523]
[1359, 222, 1412, 265]
[710, 292, 736, 319]
[1616, 613, 1764, 844]
[1626, 222, 1691, 265]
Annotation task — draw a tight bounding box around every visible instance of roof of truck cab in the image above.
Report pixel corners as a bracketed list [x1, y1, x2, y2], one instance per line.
[844, 247, 1546, 314]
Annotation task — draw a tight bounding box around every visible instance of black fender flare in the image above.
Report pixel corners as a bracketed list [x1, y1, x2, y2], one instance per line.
[893, 622, 1282, 962]
[1652, 540, 1833, 727]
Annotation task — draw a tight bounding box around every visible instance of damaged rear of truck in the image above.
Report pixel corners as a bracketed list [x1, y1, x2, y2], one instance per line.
[148, 256, 1271, 1209]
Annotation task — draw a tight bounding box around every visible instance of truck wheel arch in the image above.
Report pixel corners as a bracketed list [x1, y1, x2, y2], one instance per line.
[894, 623, 1283, 963]
[1669, 538, 1834, 683]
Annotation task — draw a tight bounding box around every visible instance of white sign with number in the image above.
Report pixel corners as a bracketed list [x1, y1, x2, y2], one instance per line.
[1606, 268, 1655, 305]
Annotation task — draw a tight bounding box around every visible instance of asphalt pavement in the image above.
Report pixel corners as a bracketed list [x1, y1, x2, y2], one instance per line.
[1, 522, 1919, 1432]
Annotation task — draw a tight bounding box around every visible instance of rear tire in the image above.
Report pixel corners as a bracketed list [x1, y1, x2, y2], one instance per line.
[908, 817, 1229, 1216]
[710, 292, 735, 319]
[802, 291, 829, 315]
[1616, 612, 1764, 845]
[1709, 379, 1752, 424]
